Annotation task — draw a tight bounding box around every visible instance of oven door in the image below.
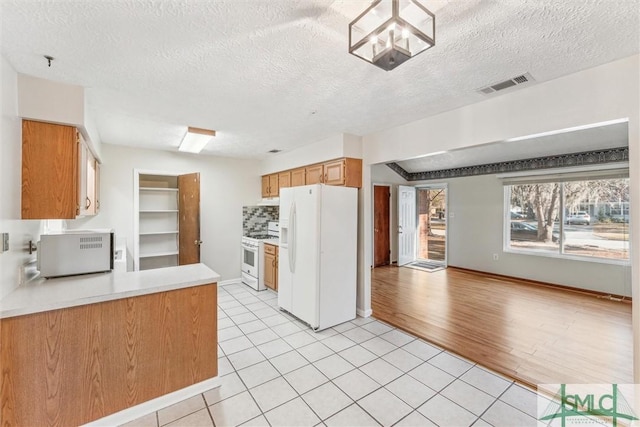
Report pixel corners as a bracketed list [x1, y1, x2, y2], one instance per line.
[241, 243, 259, 278]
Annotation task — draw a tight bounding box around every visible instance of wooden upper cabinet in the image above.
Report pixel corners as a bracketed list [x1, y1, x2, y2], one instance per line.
[325, 158, 362, 188]
[278, 171, 291, 189]
[261, 174, 279, 198]
[22, 120, 79, 219]
[305, 164, 324, 185]
[291, 168, 306, 187]
[324, 159, 345, 185]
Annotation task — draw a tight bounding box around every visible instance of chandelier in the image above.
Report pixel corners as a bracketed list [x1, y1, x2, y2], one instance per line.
[349, 0, 435, 71]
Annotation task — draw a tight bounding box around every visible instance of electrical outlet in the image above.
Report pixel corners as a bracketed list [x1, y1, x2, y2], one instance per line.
[492, 253, 499, 261]
[1, 233, 8, 252]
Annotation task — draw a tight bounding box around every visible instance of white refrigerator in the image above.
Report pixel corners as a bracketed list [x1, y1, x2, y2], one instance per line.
[278, 184, 358, 331]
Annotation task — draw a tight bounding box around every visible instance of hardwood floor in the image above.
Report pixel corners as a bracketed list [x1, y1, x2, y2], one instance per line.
[371, 266, 632, 387]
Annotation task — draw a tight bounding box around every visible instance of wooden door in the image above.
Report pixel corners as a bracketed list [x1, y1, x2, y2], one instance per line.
[306, 164, 324, 184]
[21, 120, 79, 219]
[261, 175, 270, 198]
[279, 171, 291, 189]
[291, 168, 306, 186]
[178, 173, 201, 265]
[374, 185, 391, 267]
[324, 160, 345, 185]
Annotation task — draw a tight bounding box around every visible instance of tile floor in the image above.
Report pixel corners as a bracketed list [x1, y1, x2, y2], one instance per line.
[121, 283, 540, 427]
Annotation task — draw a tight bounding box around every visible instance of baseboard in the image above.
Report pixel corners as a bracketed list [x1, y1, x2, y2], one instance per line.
[357, 307, 373, 317]
[219, 278, 241, 286]
[83, 377, 220, 426]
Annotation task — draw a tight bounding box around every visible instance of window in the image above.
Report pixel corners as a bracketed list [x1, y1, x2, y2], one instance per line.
[506, 177, 629, 262]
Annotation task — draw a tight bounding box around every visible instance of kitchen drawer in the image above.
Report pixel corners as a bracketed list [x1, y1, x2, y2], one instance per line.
[264, 244, 277, 255]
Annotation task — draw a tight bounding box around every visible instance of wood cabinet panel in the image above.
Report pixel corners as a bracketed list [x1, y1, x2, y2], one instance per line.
[22, 120, 79, 219]
[264, 244, 278, 291]
[291, 168, 306, 187]
[261, 175, 270, 198]
[305, 164, 324, 185]
[261, 174, 279, 197]
[324, 159, 345, 186]
[278, 171, 291, 189]
[0, 284, 218, 427]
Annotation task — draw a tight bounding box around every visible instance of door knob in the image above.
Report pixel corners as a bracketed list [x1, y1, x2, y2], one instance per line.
[194, 240, 203, 246]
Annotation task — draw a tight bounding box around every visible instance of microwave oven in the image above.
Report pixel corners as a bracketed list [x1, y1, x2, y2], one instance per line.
[37, 230, 114, 278]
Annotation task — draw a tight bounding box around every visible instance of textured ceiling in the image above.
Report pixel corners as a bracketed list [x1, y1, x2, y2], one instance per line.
[1, 0, 639, 159]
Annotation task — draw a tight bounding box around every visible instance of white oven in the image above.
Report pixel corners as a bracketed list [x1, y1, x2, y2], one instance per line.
[241, 237, 263, 290]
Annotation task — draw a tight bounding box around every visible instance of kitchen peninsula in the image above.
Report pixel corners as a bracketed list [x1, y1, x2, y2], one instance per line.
[0, 263, 219, 427]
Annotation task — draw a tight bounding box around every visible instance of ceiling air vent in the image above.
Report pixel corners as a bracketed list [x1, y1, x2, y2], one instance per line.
[268, 149, 282, 154]
[477, 72, 535, 95]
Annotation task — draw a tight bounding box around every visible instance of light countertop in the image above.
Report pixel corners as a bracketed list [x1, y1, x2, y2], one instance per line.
[0, 263, 220, 319]
[262, 238, 279, 246]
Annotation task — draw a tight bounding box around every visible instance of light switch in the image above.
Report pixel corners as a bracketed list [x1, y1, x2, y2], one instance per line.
[1, 233, 8, 252]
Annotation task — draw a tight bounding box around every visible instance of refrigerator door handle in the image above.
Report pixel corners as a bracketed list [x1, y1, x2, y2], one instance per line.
[289, 201, 296, 273]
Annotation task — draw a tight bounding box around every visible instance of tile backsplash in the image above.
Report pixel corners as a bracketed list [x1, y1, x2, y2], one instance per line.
[243, 206, 279, 235]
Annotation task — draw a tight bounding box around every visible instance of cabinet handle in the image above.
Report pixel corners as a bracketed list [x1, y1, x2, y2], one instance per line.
[86, 197, 91, 209]
[96, 200, 100, 209]
[194, 240, 203, 246]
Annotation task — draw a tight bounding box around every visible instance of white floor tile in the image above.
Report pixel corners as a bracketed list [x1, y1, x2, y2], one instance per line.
[357, 388, 412, 426]
[341, 327, 376, 344]
[163, 408, 213, 427]
[120, 411, 157, 427]
[218, 326, 245, 342]
[385, 374, 436, 408]
[393, 411, 437, 427]
[499, 384, 538, 418]
[338, 345, 378, 367]
[408, 362, 456, 391]
[460, 366, 512, 398]
[203, 372, 246, 406]
[322, 334, 357, 352]
[257, 338, 294, 358]
[441, 379, 496, 416]
[252, 307, 279, 318]
[417, 394, 477, 427]
[284, 364, 329, 394]
[219, 336, 254, 355]
[401, 339, 442, 361]
[324, 403, 379, 427]
[157, 395, 205, 426]
[238, 319, 268, 335]
[262, 314, 291, 327]
[482, 400, 537, 426]
[382, 348, 423, 372]
[264, 397, 320, 427]
[217, 357, 234, 376]
[379, 329, 415, 347]
[332, 321, 358, 333]
[360, 336, 398, 356]
[302, 382, 354, 420]
[230, 312, 259, 325]
[361, 320, 394, 336]
[237, 360, 280, 388]
[218, 317, 235, 330]
[271, 321, 304, 337]
[312, 328, 339, 339]
[428, 352, 474, 377]
[246, 328, 279, 346]
[297, 341, 335, 362]
[333, 369, 381, 401]
[283, 330, 317, 348]
[219, 300, 243, 310]
[239, 414, 270, 426]
[270, 350, 310, 375]
[313, 354, 355, 379]
[209, 391, 262, 427]
[224, 306, 250, 316]
[360, 358, 403, 385]
[227, 347, 266, 370]
[249, 377, 298, 412]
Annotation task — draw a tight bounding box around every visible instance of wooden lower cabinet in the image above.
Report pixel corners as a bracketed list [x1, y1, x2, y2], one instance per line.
[0, 284, 218, 427]
[264, 244, 278, 291]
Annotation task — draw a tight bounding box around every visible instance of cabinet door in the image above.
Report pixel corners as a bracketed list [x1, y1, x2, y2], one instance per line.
[178, 173, 201, 265]
[269, 174, 279, 197]
[264, 251, 276, 290]
[22, 120, 79, 219]
[324, 159, 345, 186]
[261, 175, 270, 198]
[305, 164, 324, 185]
[85, 149, 97, 215]
[291, 168, 306, 186]
[278, 171, 291, 189]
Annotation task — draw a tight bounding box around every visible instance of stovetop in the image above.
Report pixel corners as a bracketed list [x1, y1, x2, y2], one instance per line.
[249, 234, 272, 239]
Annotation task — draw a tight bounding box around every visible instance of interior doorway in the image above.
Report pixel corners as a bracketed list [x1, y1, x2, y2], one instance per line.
[416, 185, 447, 266]
[373, 185, 391, 267]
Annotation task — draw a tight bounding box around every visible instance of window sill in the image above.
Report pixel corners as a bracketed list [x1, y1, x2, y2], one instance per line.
[503, 247, 631, 266]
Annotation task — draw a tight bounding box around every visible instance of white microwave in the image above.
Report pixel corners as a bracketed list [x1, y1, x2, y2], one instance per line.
[37, 230, 114, 278]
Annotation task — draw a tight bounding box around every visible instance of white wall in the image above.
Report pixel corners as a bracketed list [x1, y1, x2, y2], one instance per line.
[371, 164, 408, 263]
[361, 54, 640, 380]
[0, 56, 41, 299]
[72, 144, 261, 282]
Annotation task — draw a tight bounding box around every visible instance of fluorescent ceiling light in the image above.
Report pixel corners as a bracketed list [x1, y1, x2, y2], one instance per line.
[179, 127, 216, 153]
[504, 119, 628, 143]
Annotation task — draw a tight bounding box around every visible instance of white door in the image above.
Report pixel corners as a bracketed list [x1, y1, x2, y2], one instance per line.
[398, 185, 416, 266]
